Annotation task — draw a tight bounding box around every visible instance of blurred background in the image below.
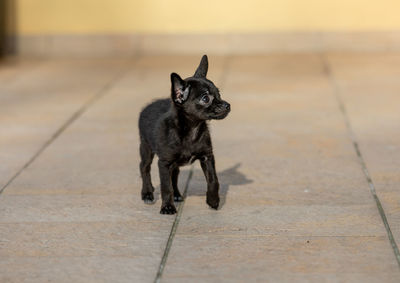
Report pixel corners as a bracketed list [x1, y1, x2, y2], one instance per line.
[1, 1, 400, 282]
[1, 0, 400, 57]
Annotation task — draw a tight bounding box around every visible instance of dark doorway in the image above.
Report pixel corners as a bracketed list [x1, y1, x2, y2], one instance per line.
[0, 0, 17, 58]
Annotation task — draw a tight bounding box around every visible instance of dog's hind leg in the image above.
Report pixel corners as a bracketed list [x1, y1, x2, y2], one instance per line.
[140, 141, 155, 203]
[172, 167, 183, 202]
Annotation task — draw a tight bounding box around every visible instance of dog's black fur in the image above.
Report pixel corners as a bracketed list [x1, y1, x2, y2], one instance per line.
[138, 55, 230, 214]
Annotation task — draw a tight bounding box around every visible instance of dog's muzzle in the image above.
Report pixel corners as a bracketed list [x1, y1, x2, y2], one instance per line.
[212, 101, 231, 120]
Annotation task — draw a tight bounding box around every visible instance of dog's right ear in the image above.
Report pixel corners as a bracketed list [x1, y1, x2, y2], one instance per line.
[171, 73, 190, 104]
[193, 55, 208, 78]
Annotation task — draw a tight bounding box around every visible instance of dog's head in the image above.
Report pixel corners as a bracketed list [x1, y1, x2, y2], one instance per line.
[170, 55, 230, 121]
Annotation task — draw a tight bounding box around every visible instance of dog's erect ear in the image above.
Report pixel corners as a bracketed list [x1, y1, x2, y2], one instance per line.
[171, 73, 190, 104]
[193, 55, 208, 78]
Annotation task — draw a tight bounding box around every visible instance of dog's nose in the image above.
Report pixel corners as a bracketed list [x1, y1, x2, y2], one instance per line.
[224, 102, 230, 111]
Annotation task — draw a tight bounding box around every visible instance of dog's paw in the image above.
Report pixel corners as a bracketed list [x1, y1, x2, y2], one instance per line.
[160, 204, 177, 215]
[206, 194, 219, 210]
[174, 193, 184, 202]
[142, 192, 154, 204]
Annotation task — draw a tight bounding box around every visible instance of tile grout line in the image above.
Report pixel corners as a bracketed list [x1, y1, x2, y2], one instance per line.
[154, 166, 193, 283]
[0, 58, 136, 195]
[154, 55, 233, 283]
[320, 53, 400, 268]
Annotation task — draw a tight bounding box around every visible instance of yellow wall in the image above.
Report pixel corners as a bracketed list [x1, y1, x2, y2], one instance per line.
[17, 0, 400, 35]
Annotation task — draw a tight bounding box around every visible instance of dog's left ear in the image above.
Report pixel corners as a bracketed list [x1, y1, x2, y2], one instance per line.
[193, 55, 208, 78]
[171, 73, 190, 104]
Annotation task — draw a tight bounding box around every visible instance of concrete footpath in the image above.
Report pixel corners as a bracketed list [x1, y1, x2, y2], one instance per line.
[0, 54, 399, 282]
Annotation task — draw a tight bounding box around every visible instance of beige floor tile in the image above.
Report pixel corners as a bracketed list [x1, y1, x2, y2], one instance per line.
[0, 58, 42, 84]
[163, 235, 400, 283]
[0, 59, 126, 190]
[327, 53, 400, 246]
[0, 194, 167, 223]
[0, 220, 170, 257]
[0, 257, 157, 283]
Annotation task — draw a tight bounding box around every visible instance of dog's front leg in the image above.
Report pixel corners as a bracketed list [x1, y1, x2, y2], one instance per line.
[158, 159, 177, 214]
[200, 155, 219, 209]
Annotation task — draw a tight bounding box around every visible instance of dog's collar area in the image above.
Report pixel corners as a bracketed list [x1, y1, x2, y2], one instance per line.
[189, 156, 196, 164]
[200, 156, 208, 162]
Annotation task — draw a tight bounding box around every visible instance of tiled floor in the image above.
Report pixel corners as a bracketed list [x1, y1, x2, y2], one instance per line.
[0, 54, 399, 282]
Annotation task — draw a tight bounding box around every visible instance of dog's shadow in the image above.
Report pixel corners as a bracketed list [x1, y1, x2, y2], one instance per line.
[152, 163, 252, 208]
[185, 163, 253, 208]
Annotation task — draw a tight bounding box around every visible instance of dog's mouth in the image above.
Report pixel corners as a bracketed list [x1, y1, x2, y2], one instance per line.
[209, 110, 230, 120]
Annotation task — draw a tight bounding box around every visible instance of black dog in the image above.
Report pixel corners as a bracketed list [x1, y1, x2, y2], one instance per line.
[138, 55, 230, 214]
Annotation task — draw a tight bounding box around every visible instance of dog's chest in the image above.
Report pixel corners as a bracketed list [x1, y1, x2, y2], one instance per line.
[175, 133, 204, 165]
[175, 144, 201, 165]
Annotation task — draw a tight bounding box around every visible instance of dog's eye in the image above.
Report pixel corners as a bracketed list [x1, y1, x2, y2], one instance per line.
[201, 95, 210, 104]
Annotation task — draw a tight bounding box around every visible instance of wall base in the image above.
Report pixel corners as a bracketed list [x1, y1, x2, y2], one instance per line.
[16, 32, 400, 57]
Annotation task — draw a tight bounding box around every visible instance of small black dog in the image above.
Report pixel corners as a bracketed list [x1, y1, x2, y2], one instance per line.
[138, 55, 230, 214]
